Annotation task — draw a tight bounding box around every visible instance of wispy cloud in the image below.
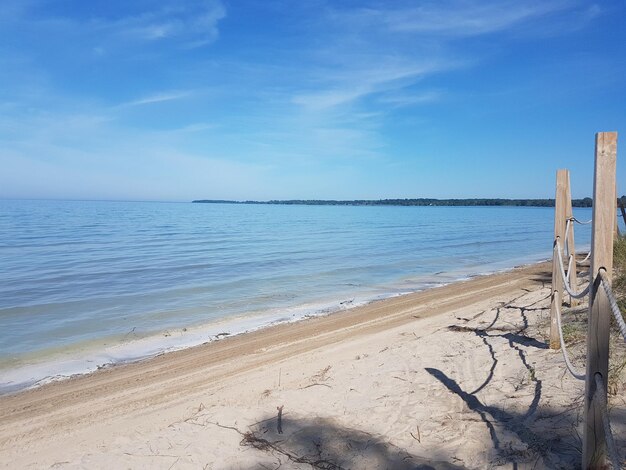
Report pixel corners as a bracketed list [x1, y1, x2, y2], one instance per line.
[385, 2, 567, 35]
[331, 0, 586, 37]
[2, 0, 227, 52]
[110, 1, 226, 46]
[288, 0, 598, 115]
[292, 88, 365, 111]
[377, 90, 443, 108]
[169, 122, 215, 133]
[292, 59, 457, 110]
[116, 90, 194, 108]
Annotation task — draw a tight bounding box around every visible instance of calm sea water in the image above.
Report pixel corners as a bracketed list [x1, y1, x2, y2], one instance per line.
[0, 200, 592, 392]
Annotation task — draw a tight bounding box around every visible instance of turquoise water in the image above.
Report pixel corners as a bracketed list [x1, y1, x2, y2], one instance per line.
[0, 200, 592, 392]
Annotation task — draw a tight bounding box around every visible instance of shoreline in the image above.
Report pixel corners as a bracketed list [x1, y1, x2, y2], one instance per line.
[1, 259, 578, 468]
[0, 256, 553, 396]
[0, 262, 551, 405]
[4, 258, 612, 467]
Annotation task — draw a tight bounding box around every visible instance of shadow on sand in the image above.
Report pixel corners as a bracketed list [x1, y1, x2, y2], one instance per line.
[240, 415, 466, 470]
[225, 291, 625, 469]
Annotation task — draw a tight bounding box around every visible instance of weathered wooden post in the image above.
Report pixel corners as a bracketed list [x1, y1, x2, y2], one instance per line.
[583, 131, 617, 469]
[564, 171, 580, 306]
[550, 169, 568, 349]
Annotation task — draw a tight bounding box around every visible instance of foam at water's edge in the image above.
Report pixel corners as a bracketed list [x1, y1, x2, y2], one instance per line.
[0, 295, 378, 394]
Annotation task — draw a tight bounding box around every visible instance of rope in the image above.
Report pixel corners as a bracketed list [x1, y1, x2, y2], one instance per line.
[560, 215, 590, 267]
[554, 297, 586, 380]
[563, 216, 592, 265]
[567, 254, 575, 282]
[594, 373, 623, 468]
[598, 270, 626, 343]
[569, 216, 593, 225]
[555, 240, 591, 299]
[564, 219, 572, 257]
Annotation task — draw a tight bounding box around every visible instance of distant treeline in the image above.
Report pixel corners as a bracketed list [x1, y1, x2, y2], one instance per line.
[192, 198, 595, 207]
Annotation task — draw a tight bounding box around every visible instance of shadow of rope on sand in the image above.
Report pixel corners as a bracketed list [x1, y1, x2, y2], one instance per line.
[447, 294, 547, 409]
[430, 293, 580, 466]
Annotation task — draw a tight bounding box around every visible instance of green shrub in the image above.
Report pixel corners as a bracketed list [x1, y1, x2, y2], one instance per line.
[613, 237, 626, 317]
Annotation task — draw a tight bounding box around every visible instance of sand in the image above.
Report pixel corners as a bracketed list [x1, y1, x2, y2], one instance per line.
[1, 261, 625, 469]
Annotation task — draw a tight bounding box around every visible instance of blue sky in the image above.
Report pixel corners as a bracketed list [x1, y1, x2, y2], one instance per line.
[0, 0, 624, 201]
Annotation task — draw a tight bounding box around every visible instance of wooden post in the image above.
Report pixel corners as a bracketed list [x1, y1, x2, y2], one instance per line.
[583, 132, 617, 469]
[550, 169, 568, 349]
[564, 171, 579, 306]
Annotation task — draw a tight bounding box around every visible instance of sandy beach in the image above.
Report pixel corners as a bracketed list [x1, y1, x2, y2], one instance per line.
[1, 261, 624, 469]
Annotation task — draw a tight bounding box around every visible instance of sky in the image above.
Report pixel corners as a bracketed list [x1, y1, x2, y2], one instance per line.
[0, 0, 624, 202]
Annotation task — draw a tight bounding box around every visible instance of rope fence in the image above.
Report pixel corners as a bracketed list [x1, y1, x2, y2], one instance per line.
[553, 218, 625, 468]
[553, 296, 586, 380]
[549, 132, 622, 469]
[554, 240, 590, 299]
[599, 269, 626, 344]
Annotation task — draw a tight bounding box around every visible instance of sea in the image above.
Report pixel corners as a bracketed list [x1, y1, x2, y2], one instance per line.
[0, 200, 593, 394]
